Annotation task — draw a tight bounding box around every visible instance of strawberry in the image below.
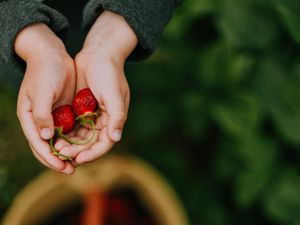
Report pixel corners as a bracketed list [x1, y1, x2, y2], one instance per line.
[49, 105, 75, 160]
[67, 88, 100, 146]
[52, 105, 75, 134]
[48, 89, 100, 160]
[72, 88, 98, 117]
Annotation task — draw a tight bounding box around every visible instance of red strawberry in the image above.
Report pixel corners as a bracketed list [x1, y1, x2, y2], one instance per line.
[49, 97, 99, 160]
[52, 105, 75, 134]
[68, 88, 100, 146]
[72, 88, 98, 117]
[49, 105, 75, 160]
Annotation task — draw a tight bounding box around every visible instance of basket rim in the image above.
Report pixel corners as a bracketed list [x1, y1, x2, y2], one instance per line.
[2, 153, 189, 225]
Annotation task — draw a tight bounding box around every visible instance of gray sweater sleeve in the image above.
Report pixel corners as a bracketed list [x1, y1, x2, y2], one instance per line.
[82, 0, 177, 60]
[0, 0, 68, 72]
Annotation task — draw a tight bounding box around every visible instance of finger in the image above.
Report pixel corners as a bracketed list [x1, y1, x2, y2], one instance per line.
[75, 140, 113, 164]
[55, 126, 94, 155]
[30, 144, 55, 169]
[30, 87, 55, 140]
[75, 127, 90, 137]
[102, 92, 126, 142]
[54, 139, 71, 151]
[17, 94, 66, 170]
[59, 130, 100, 158]
[55, 135, 88, 156]
[59, 145, 83, 160]
[71, 160, 78, 167]
[53, 128, 79, 151]
[95, 112, 109, 130]
[75, 127, 113, 164]
[31, 146, 75, 175]
[60, 161, 75, 175]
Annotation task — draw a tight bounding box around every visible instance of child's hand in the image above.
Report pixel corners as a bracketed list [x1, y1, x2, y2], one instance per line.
[55, 11, 137, 164]
[15, 23, 76, 174]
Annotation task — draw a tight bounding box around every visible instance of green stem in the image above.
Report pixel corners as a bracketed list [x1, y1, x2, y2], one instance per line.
[49, 137, 72, 160]
[59, 119, 96, 145]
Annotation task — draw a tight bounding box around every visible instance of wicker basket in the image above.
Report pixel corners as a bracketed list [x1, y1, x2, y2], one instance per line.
[2, 154, 189, 225]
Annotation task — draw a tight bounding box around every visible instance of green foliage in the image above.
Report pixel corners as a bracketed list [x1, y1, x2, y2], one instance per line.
[255, 57, 300, 145]
[272, 0, 300, 43]
[126, 0, 300, 224]
[218, 0, 279, 49]
[263, 169, 300, 224]
[2, 0, 300, 224]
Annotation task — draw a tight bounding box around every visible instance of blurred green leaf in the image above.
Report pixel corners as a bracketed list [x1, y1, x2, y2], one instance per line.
[263, 169, 300, 223]
[272, 0, 300, 44]
[218, 0, 279, 48]
[180, 91, 208, 139]
[211, 93, 261, 139]
[164, 0, 217, 40]
[128, 101, 172, 141]
[231, 54, 255, 83]
[234, 135, 278, 207]
[255, 58, 300, 145]
[197, 42, 232, 89]
[197, 42, 254, 90]
[212, 138, 241, 182]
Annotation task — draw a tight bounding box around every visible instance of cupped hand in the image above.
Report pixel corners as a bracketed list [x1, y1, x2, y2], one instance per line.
[55, 11, 137, 164]
[15, 23, 76, 174]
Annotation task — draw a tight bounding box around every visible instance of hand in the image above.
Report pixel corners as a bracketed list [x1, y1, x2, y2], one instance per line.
[15, 23, 76, 174]
[55, 11, 137, 164]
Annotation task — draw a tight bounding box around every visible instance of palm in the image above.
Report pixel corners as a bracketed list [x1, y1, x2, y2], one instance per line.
[54, 110, 114, 164]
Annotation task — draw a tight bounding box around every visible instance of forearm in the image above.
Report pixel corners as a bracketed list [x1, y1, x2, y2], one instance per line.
[14, 23, 67, 62]
[0, 0, 68, 71]
[82, 11, 138, 61]
[82, 0, 176, 59]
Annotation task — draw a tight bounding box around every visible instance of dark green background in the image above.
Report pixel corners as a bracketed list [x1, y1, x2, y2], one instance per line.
[1, 0, 300, 224]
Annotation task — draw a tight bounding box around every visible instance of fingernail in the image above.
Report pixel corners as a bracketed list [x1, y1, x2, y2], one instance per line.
[113, 129, 122, 141]
[40, 128, 52, 140]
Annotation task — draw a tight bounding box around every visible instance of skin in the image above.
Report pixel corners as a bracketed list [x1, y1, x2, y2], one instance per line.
[15, 11, 137, 174]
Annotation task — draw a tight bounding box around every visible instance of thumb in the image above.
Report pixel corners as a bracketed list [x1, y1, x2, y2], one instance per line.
[104, 93, 127, 142]
[31, 91, 55, 140]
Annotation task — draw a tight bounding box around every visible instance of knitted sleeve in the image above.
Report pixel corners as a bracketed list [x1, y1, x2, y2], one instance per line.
[0, 0, 69, 71]
[82, 0, 178, 60]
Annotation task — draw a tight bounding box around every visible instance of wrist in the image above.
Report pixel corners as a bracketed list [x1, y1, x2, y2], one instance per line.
[82, 11, 138, 61]
[14, 23, 67, 62]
